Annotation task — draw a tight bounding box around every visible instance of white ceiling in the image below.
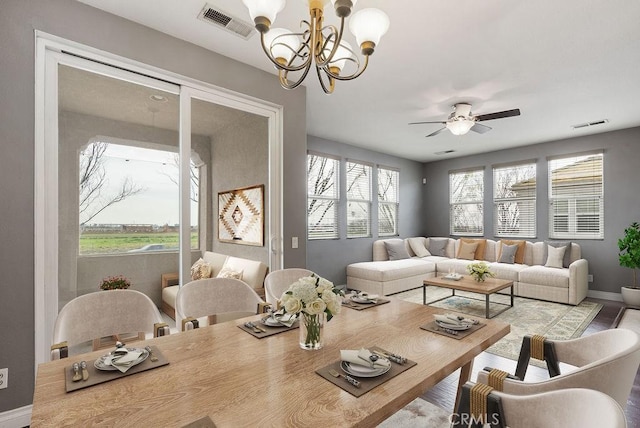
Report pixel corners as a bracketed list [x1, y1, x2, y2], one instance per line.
[77, 0, 640, 162]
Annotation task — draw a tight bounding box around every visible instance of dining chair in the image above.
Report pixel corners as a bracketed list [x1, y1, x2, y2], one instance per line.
[175, 277, 266, 331]
[264, 268, 314, 307]
[453, 383, 627, 428]
[51, 289, 169, 360]
[476, 328, 640, 408]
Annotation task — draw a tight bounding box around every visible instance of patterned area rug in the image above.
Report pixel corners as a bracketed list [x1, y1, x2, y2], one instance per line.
[395, 287, 603, 364]
[378, 397, 451, 428]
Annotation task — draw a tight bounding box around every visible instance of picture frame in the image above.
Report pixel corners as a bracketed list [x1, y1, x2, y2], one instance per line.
[217, 184, 264, 246]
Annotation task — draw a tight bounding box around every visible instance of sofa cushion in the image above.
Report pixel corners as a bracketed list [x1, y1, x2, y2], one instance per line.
[347, 259, 435, 282]
[217, 265, 244, 279]
[385, 239, 411, 260]
[428, 238, 449, 256]
[489, 262, 529, 282]
[543, 241, 572, 268]
[498, 244, 518, 264]
[408, 237, 430, 257]
[190, 258, 213, 280]
[544, 244, 567, 269]
[457, 241, 478, 260]
[162, 284, 179, 309]
[498, 240, 526, 264]
[436, 258, 474, 275]
[459, 238, 487, 260]
[519, 265, 570, 288]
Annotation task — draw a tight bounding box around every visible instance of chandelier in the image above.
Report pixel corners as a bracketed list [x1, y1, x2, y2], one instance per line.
[242, 0, 390, 94]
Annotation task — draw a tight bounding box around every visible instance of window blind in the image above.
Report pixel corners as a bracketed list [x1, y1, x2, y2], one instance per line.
[346, 161, 372, 238]
[378, 167, 399, 236]
[493, 162, 536, 238]
[307, 153, 340, 240]
[449, 168, 484, 235]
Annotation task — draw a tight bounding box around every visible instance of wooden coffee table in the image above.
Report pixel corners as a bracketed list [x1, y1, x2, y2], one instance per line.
[423, 275, 514, 318]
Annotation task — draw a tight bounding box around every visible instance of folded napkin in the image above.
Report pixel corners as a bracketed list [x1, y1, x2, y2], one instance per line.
[269, 312, 296, 327]
[107, 348, 144, 373]
[434, 313, 475, 326]
[355, 292, 379, 302]
[341, 348, 391, 369]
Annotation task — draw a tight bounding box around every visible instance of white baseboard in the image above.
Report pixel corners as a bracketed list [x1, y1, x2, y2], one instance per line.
[587, 290, 623, 302]
[0, 405, 31, 428]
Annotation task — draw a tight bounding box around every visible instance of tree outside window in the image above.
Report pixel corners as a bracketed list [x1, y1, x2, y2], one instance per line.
[450, 168, 484, 235]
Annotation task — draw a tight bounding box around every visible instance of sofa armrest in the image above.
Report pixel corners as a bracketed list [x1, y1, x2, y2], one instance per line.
[568, 258, 589, 305]
[161, 272, 179, 290]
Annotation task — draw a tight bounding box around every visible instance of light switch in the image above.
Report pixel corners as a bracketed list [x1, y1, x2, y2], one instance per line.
[292, 237, 299, 249]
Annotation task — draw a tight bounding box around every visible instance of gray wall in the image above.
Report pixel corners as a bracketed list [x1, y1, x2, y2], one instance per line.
[421, 126, 640, 295]
[0, 0, 306, 413]
[306, 136, 425, 285]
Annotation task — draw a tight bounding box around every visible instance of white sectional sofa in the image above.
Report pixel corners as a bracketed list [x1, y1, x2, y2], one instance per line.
[346, 237, 589, 305]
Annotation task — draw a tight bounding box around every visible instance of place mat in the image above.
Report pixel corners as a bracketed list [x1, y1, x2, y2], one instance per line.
[237, 320, 299, 338]
[65, 346, 169, 392]
[182, 415, 216, 428]
[342, 298, 391, 311]
[316, 346, 416, 397]
[420, 320, 486, 340]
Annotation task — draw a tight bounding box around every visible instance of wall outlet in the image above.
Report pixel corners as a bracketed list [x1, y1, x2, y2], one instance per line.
[0, 368, 7, 389]
[291, 236, 298, 249]
[588, 274, 594, 283]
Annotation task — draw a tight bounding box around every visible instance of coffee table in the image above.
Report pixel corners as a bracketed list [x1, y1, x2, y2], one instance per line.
[423, 275, 514, 318]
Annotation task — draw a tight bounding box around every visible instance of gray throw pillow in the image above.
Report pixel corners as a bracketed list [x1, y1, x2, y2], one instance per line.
[498, 243, 518, 264]
[384, 240, 410, 260]
[428, 238, 449, 257]
[544, 241, 572, 268]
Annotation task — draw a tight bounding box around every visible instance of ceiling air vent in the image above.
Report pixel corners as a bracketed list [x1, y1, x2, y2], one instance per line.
[198, 4, 255, 40]
[434, 150, 456, 155]
[572, 119, 609, 130]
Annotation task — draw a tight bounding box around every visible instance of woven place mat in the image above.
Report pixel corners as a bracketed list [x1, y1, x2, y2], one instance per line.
[237, 320, 299, 338]
[342, 298, 391, 311]
[65, 346, 169, 392]
[420, 320, 486, 340]
[316, 346, 416, 397]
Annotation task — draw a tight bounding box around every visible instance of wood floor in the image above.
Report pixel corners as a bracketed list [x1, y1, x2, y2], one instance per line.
[420, 297, 640, 427]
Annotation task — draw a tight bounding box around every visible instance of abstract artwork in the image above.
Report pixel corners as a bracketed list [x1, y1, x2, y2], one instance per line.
[218, 184, 264, 246]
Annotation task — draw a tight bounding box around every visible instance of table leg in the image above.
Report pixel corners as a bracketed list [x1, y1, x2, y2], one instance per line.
[455, 359, 474, 413]
[423, 284, 426, 305]
[511, 285, 514, 307]
[486, 295, 490, 319]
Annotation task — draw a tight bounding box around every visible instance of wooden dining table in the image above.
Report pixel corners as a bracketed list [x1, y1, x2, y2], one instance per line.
[31, 297, 509, 427]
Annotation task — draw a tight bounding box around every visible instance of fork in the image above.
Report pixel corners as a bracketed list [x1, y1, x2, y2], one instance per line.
[328, 369, 361, 388]
[244, 321, 265, 333]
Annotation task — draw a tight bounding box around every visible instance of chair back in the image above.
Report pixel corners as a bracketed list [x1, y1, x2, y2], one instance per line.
[264, 268, 314, 306]
[176, 278, 264, 327]
[53, 289, 164, 349]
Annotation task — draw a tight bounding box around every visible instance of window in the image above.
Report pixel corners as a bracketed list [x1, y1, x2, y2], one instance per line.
[378, 166, 399, 236]
[307, 152, 340, 239]
[450, 168, 484, 235]
[548, 152, 604, 239]
[346, 160, 372, 238]
[493, 162, 536, 238]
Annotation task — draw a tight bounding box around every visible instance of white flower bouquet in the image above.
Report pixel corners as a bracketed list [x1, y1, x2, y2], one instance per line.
[466, 262, 495, 282]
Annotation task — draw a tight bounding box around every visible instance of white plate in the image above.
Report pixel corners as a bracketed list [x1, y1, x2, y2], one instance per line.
[94, 347, 149, 371]
[350, 295, 376, 304]
[341, 361, 391, 378]
[436, 320, 472, 331]
[260, 315, 297, 327]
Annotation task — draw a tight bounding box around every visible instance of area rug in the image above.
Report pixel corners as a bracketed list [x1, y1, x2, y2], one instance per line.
[378, 397, 452, 428]
[395, 287, 602, 364]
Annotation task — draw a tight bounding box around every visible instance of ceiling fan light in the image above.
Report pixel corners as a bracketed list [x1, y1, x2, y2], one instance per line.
[264, 28, 301, 64]
[447, 119, 475, 136]
[242, 0, 286, 24]
[348, 8, 390, 49]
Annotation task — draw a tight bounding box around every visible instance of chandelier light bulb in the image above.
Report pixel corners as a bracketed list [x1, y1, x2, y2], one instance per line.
[264, 28, 301, 65]
[325, 40, 353, 72]
[348, 8, 390, 51]
[242, 0, 286, 29]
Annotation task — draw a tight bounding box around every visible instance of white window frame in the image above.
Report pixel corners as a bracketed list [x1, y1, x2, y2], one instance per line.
[493, 161, 537, 238]
[346, 160, 372, 239]
[449, 168, 484, 236]
[307, 151, 340, 240]
[377, 166, 399, 237]
[548, 151, 604, 239]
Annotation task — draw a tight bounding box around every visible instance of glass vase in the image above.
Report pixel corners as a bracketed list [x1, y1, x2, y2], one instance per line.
[299, 312, 324, 350]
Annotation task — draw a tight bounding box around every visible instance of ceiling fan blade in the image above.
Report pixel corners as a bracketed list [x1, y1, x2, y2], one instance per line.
[475, 108, 521, 122]
[470, 123, 492, 134]
[426, 127, 447, 137]
[409, 120, 447, 125]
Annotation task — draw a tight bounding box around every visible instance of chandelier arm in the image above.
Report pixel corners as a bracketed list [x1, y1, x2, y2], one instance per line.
[278, 58, 314, 90]
[259, 29, 312, 73]
[323, 54, 370, 81]
[316, 65, 335, 94]
[315, 21, 344, 68]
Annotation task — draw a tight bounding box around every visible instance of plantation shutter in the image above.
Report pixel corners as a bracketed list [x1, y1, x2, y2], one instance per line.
[378, 166, 399, 236]
[449, 168, 484, 235]
[346, 160, 372, 238]
[307, 152, 340, 240]
[493, 162, 536, 238]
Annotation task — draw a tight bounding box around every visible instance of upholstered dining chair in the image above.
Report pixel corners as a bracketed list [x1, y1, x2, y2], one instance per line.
[264, 268, 314, 307]
[453, 384, 627, 428]
[175, 277, 266, 331]
[476, 328, 640, 409]
[51, 289, 169, 360]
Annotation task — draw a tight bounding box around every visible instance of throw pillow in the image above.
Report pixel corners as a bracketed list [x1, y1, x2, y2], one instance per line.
[543, 241, 572, 268]
[498, 243, 518, 264]
[457, 241, 478, 260]
[216, 266, 244, 280]
[498, 240, 526, 264]
[460, 238, 487, 260]
[544, 244, 567, 269]
[190, 258, 213, 280]
[384, 240, 411, 260]
[428, 238, 449, 257]
[408, 237, 431, 257]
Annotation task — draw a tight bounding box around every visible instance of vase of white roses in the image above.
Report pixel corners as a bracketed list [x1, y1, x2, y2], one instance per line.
[281, 273, 343, 350]
[467, 262, 495, 282]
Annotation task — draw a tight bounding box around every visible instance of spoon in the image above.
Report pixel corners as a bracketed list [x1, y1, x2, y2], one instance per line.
[328, 369, 361, 388]
[71, 362, 82, 382]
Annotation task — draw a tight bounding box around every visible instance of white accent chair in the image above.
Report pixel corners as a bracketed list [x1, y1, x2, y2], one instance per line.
[264, 268, 314, 307]
[454, 385, 627, 428]
[477, 328, 640, 409]
[51, 289, 168, 360]
[175, 278, 266, 331]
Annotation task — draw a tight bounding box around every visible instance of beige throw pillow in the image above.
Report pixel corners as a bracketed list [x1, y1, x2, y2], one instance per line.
[408, 237, 431, 257]
[217, 266, 244, 280]
[544, 244, 567, 269]
[190, 258, 213, 280]
[457, 241, 478, 260]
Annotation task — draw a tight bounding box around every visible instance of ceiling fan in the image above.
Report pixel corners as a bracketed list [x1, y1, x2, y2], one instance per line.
[409, 103, 521, 137]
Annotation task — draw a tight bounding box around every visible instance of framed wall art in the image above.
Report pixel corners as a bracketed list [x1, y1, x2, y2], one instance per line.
[217, 184, 264, 246]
